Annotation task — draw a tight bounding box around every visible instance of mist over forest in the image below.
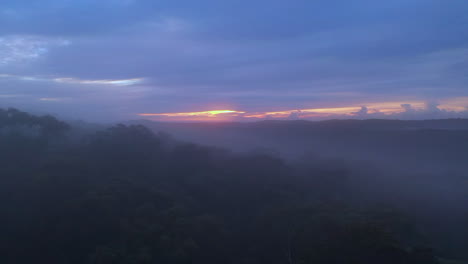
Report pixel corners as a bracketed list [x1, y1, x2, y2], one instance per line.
[1, 107, 467, 264]
[2, 0, 467, 262]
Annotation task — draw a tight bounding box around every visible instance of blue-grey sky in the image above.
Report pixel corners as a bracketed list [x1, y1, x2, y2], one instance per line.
[1, 0, 467, 121]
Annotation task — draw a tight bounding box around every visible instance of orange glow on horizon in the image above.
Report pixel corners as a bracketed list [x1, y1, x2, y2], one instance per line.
[139, 110, 245, 118]
[439, 97, 468, 111]
[137, 98, 468, 121]
[243, 107, 361, 119]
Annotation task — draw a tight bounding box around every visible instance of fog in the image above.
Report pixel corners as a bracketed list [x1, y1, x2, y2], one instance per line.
[2, 0, 467, 262]
[130, 119, 468, 260]
[1, 107, 467, 263]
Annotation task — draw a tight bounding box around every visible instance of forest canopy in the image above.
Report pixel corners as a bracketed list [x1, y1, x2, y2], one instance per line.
[0, 108, 461, 264]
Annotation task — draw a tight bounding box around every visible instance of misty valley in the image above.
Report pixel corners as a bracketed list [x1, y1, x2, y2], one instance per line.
[1, 107, 467, 264]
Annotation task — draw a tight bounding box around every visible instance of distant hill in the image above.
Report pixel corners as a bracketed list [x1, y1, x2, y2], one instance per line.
[130, 118, 468, 133]
[128, 118, 468, 172]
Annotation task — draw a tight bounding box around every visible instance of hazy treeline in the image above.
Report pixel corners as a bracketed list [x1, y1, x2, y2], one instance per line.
[0, 108, 465, 263]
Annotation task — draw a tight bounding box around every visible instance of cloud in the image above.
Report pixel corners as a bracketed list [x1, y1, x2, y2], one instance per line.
[53, 77, 144, 86]
[38, 97, 68, 102]
[0, 0, 467, 121]
[389, 102, 468, 120]
[0, 74, 144, 86]
[401, 104, 414, 113]
[352, 106, 368, 116]
[0, 35, 69, 66]
[288, 111, 303, 120]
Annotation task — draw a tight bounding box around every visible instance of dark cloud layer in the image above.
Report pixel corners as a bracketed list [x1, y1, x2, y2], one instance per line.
[0, 0, 467, 121]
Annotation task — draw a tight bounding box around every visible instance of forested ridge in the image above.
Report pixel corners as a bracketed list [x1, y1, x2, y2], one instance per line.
[0, 108, 457, 263]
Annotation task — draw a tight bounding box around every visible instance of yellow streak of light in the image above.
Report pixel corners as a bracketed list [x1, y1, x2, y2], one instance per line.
[137, 98, 468, 121]
[138, 110, 245, 118]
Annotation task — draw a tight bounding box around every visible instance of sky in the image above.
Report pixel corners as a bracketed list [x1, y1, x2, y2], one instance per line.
[0, 0, 467, 122]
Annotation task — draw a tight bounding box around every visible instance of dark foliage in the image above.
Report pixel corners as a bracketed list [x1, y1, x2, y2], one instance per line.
[0, 109, 444, 263]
